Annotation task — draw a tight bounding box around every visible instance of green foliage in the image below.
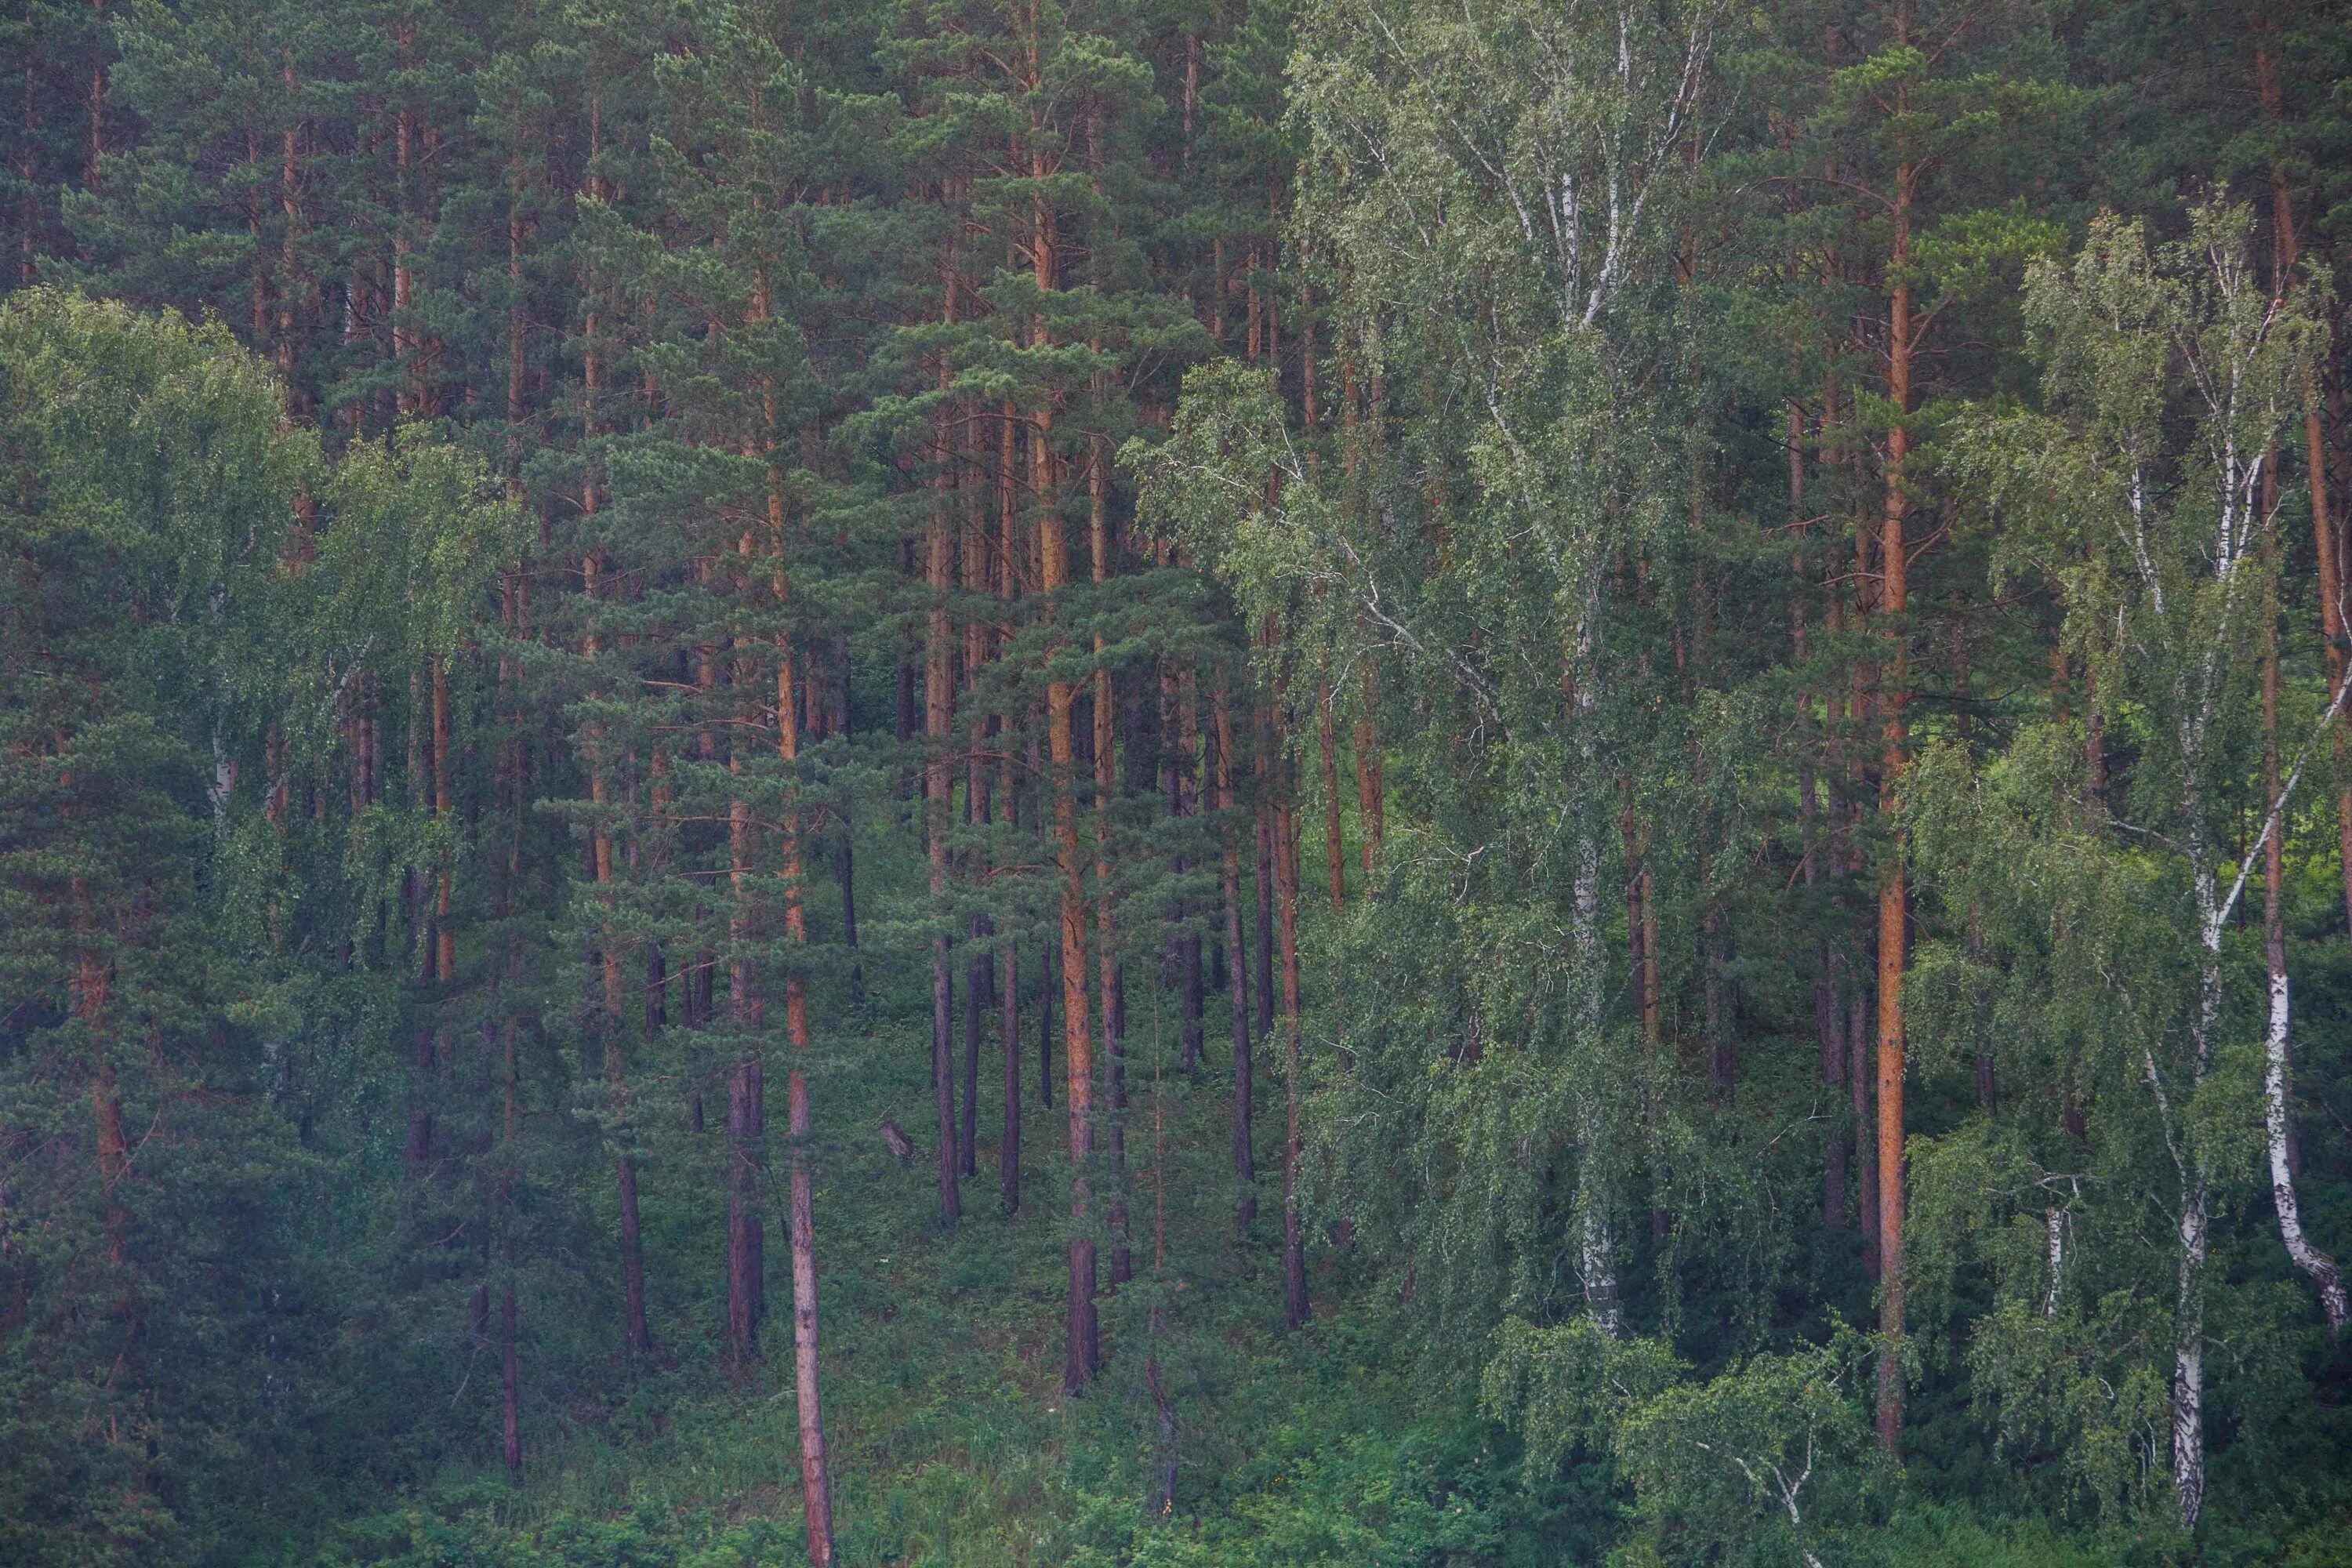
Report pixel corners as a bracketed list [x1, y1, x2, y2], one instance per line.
[8, 2, 2352, 1565]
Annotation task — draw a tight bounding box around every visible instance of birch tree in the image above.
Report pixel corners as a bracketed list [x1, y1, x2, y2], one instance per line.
[1951, 205, 2331, 1529]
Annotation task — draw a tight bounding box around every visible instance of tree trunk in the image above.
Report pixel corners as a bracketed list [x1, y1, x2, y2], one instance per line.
[1873, 127, 1916, 1455]
[964, 920, 985, 1180]
[1033, 297, 1099, 1388]
[1216, 684, 1257, 1230]
[1254, 795, 1276, 1038]
[1852, 987, 1876, 1278]
[1352, 666, 1383, 880]
[1001, 936, 1022, 1215]
[1276, 784, 1308, 1329]
[2263, 561, 2348, 1330]
[926, 478, 960, 1226]
[1318, 682, 1345, 908]
[726, 764, 764, 1363]
[1040, 938, 1054, 1110]
[488, 1279, 516, 1473]
[777, 643, 838, 1566]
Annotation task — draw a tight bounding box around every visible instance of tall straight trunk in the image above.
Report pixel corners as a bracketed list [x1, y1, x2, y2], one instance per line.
[1051, 661, 1098, 1393]
[1040, 936, 1054, 1109]
[1276, 784, 1308, 1328]
[726, 778, 765, 1363]
[776, 641, 838, 1564]
[1215, 684, 1256, 1229]
[1029, 169, 1098, 1385]
[1317, 684, 1345, 908]
[495, 1003, 521, 1475]
[1873, 106, 1917, 1451]
[1852, 988, 1877, 1277]
[926, 465, 960, 1225]
[964, 923, 987, 1180]
[1001, 935, 1022, 1214]
[1254, 796, 1276, 1037]
[1091, 436, 1131, 1290]
[962, 457, 994, 1184]
[1352, 682, 1383, 880]
[1177, 674, 1205, 1070]
[499, 1284, 520, 1474]
[1818, 956, 1848, 1227]
[2173, 822, 2225, 1531]
[1145, 1017, 1178, 1515]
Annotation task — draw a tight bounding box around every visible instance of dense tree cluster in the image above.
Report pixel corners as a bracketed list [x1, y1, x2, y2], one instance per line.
[2, 0, 2348, 1563]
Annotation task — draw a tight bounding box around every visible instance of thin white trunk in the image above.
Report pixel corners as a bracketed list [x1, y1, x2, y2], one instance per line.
[1572, 826, 1621, 1335]
[2172, 1171, 2207, 1530]
[2264, 967, 2349, 1330]
[2043, 1205, 2067, 1317]
[2169, 838, 2217, 1533]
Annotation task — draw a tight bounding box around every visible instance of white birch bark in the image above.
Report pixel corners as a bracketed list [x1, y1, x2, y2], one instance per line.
[2264, 966, 2349, 1330]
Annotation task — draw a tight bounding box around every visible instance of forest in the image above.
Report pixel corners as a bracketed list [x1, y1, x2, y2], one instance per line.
[2, 0, 2349, 1563]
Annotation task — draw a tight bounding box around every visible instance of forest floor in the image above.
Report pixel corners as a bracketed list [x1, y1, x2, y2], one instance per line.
[326, 965, 1538, 1566]
[316, 987, 2161, 1567]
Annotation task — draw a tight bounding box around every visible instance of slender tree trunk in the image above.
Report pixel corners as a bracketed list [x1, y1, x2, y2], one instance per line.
[1027, 184, 1099, 1380]
[1177, 675, 1205, 1070]
[1092, 442, 1130, 1291]
[1317, 683, 1344, 908]
[1145, 1036, 1178, 1515]
[1001, 935, 1022, 1215]
[1873, 126, 1917, 1454]
[1040, 936, 1054, 1110]
[1254, 788, 1276, 1037]
[964, 920, 985, 1181]
[1852, 987, 1877, 1277]
[776, 641, 838, 1565]
[1276, 782, 1308, 1328]
[1352, 664, 1383, 880]
[926, 474, 960, 1225]
[1216, 684, 1256, 1229]
[499, 1283, 520, 1474]
[726, 753, 764, 1363]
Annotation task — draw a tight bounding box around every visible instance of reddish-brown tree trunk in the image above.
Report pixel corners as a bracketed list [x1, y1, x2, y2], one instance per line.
[1875, 136, 1915, 1451]
[1216, 684, 1256, 1229]
[926, 459, 960, 1225]
[2256, 31, 2352, 949]
[1001, 934, 1022, 1215]
[1276, 780, 1308, 1328]
[1318, 683, 1345, 908]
